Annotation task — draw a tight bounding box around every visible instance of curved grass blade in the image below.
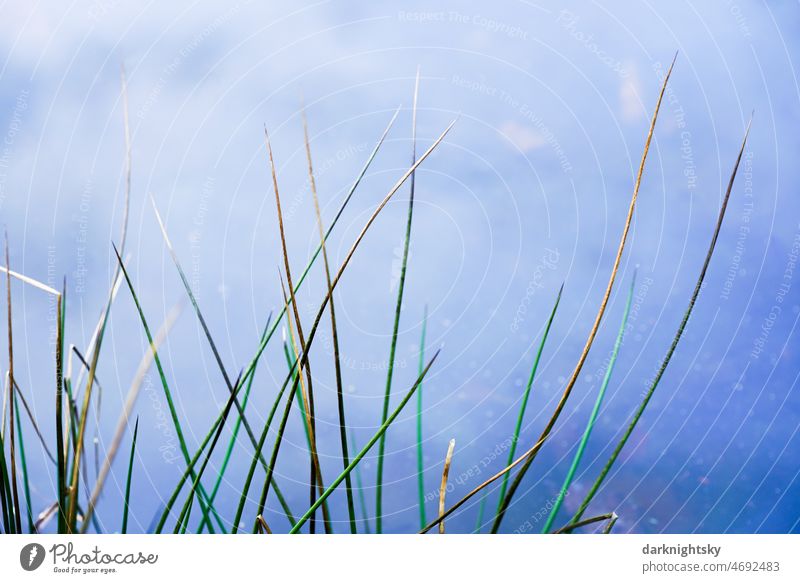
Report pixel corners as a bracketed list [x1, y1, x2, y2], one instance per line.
[416, 304, 428, 529]
[495, 284, 562, 516]
[569, 116, 753, 526]
[490, 54, 677, 533]
[303, 106, 357, 533]
[121, 417, 138, 534]
[376, 68, 420, 533]
[289, 349, 441, 534]
[542, 274, 635, 533]
[438, 438, 455, 534]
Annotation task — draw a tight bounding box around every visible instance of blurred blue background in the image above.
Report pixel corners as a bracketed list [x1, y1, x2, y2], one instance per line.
[0, 1, 798, 534]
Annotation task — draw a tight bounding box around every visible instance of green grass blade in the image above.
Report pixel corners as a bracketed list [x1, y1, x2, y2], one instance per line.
[290, 349, 440, 534]
[56, 286, 66, 533]
[13, 394, 33, 532]
[376, 68, 420, 534]
[473, 490, 487, 533]
[349, 429, 372, 533]
[542, 274, 635, 533]
[0, 419, 14, 532]
[495, 284, 562, 517]
[569, 118, 752, 526]
[121, 417, 139, 534]
[416, 304, 428, 529]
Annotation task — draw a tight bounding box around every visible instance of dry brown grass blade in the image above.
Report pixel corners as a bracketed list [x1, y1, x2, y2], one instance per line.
[302, 105, 358, 533]
[278, 273, 330, 530]
[265, 127, 330, 533]
[490, 53, 677, 533]
[5, 232, 22, 533]
[287, 119, 457, 398]
[553, 512, 614, 534]
[256, 514, 272, 534]
[419, 434, 548, 534]
[80, 302, 183, 532]
[438, 438, 455, 534]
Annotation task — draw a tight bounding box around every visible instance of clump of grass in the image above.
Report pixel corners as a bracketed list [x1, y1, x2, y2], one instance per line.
[490, 53, 677, 534]
[0, 60, 754, 535]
